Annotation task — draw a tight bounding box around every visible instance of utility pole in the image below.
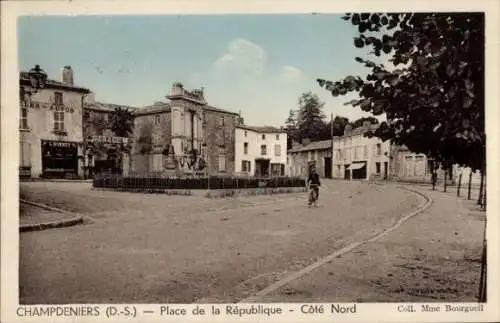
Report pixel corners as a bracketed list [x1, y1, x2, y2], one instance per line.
[81, 93, 89, 179]
[330, 113, 334, 179]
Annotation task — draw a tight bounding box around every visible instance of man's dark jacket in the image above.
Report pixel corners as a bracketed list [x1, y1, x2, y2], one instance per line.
[308, 173, 321, 186]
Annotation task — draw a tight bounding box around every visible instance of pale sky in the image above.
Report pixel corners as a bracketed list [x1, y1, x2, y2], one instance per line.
[18, 14, 386, 127]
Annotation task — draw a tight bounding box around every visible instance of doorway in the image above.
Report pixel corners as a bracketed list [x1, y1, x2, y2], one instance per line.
[324, 157, 332, 178]
[255, 159, 270, 177]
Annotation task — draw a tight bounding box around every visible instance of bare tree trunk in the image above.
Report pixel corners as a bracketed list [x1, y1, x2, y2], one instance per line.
[467, 171, 472, 200]
[444, 169, 447, 192]
[477, 169, 485, 205]
[481, 168, 486, 210]
[478, 240, 487, 302]
[457, 173, 462, 197]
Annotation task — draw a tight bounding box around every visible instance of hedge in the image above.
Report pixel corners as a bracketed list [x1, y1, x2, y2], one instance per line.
[93, 175, 305, 190]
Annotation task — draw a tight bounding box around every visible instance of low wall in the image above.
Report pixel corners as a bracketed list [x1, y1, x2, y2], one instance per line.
[92, 186, 307, 198]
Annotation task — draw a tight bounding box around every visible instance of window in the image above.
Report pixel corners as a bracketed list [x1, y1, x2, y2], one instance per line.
[244, 131, 248, 137]
[376, 162, 381, 174]
[274, 144, 281, 156]
[54, 92, 63, 106]
[271, 163, 281, 176]
[153, 134, 161, 146]
[244, 142, 248, 154]
[363, 145, 368, 159]
[221, 116, 225, 127]
[83, 110, 90, 121]
[261, 144, 267, 155]
[276, 134, 279, 140]
[376, 143, 382, 155]
[262, 134, 266, 140]
[241, 160, 251, 172]
[54, 111, 64, 131]
[20, 106, 28, 129]
[218, 155, 226, 172]
[155, 115, 161, 125]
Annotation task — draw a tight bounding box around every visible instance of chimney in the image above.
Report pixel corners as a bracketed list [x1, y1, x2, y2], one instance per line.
[62, 66, 74, 85]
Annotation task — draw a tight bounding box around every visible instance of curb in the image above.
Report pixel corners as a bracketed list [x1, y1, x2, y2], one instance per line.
[20, 179, 93, 183]
[20, 199, 86, 233]
[239, 186, 433, 303]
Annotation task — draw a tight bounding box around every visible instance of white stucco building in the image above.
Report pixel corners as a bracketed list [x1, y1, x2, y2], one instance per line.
[19, 66, 91, 178]
[234, 125, 287, 177]
[332, 122, 391, 180]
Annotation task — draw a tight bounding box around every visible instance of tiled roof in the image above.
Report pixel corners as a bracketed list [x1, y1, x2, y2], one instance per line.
[85, 101, 138, 112]
[204, 105, 240, 116]
[20, 71, 90, 93]
[288, 139, 332, 153]
[237, 125, 284, 134]
[134, 101, 171, 115]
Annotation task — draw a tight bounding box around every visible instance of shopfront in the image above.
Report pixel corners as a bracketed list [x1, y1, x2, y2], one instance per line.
[348, 161, 367, 180]
[41, 140, 79, 178]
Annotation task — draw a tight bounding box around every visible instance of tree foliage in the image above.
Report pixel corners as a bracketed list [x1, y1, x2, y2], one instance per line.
[284, 109, 298, 149]
[295, 92, 327, 142]
[352, 116, 379, 128]
[111, 107, 135, 138]
[317, 12, 485, 171]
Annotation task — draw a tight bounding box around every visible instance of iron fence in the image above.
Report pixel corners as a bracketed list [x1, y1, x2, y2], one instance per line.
[93, 173, 306, 190]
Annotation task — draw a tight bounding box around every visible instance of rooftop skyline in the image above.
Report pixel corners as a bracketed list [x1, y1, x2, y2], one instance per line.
[18, 14, 383, 126]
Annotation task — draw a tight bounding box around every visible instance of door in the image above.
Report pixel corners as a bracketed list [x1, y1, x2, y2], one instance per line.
[384, 161, 388, 180]
[344, 165, 350, 180]
[324, 157, 332, 178]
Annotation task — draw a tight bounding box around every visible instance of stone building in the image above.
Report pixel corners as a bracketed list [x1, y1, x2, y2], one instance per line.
[287, 139, 333, 178]
[234, 125, 287, 177]
[130, 83, 241, 175]
[19, 66, 91, 178]
[390, 145, 482, 184]
[332, 122, 390, 180]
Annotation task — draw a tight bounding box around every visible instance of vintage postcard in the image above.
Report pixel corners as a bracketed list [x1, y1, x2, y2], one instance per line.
[1, 0, 499, 322]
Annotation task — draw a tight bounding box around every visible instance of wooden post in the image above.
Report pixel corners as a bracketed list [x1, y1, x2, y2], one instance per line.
[457, 173, 462, 197]
[467, 170, 473, 200]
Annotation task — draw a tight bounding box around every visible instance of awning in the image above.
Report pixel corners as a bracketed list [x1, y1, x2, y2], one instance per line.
[348, 163, 366, 170]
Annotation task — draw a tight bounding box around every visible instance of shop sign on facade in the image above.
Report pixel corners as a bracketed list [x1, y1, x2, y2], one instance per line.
[88, 135, 129, 145]
[43, 140, 78, 149]
[26, 101, 75, 113]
